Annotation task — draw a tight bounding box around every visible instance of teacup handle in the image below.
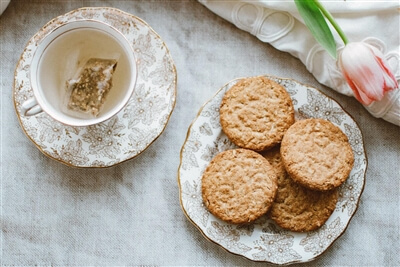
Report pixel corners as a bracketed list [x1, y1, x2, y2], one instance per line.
[21, 97, 43, 116]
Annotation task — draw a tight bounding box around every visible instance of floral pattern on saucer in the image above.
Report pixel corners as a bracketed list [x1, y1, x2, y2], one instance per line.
[178, 75, 367, 265]
[13, 7, 176, 168]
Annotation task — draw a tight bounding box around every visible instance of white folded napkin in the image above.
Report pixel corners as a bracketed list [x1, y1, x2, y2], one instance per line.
[0, 0, 10, 16]
[199, 0, 400, 126]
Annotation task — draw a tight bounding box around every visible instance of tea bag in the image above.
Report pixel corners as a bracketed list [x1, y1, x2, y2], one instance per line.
[66, 58, 118, 116]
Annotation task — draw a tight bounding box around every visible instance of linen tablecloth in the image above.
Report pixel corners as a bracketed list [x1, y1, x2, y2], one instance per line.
[1, 1, 399, 266]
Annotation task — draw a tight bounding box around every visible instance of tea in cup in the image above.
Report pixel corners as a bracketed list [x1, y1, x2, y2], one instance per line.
[21, 20, 137, 126]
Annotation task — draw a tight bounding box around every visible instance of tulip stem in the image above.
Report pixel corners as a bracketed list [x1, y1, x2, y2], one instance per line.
[314, 0, 349, 45]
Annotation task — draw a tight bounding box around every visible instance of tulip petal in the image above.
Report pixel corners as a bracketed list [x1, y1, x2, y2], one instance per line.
[342, 70, 374, 105]
[339, 42, 398, 105]
[375, 55, 399, 89]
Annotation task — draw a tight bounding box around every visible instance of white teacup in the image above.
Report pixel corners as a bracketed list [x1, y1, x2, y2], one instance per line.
[21, 20, 137, 126]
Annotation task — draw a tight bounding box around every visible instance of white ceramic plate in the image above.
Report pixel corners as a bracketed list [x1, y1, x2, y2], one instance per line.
[178, 75, 367, 265]
[13, 7, 177, 168]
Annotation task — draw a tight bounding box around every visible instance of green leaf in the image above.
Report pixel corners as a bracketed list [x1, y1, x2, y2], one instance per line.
[294, 0, 337, 58]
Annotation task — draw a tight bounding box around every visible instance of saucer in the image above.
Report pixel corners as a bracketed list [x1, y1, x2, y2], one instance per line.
[178, 75, 367, 264]
[13, 7, 177, 168]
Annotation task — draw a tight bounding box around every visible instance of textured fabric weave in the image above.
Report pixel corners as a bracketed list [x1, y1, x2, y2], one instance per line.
[1, 1, 399, 266]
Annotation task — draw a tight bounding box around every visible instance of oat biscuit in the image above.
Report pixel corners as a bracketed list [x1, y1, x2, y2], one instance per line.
[201, 148, 278, 224]
[281, 118, 354, 191]
[263, 146, 338, 232]
[219, 76, 295, 151]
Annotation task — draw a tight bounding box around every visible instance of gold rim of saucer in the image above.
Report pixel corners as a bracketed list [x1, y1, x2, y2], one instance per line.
[13, 7, 177, 168]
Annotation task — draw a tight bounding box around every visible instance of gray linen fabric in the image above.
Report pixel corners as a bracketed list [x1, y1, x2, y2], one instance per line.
[1, 0, 399, 266]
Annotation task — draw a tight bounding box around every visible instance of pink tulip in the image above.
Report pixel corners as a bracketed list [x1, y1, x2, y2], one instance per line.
[339, 42, 398, 105]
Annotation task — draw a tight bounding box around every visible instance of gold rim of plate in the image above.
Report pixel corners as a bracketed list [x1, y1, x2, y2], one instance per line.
[177, 75, 367, 265]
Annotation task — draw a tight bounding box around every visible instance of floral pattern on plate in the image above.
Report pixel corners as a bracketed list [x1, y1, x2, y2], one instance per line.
[13, 7, 177, 168]
[178, 75, 367, 265]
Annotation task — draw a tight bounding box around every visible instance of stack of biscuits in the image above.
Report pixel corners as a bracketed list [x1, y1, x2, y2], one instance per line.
[201, 76, 354, 232]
